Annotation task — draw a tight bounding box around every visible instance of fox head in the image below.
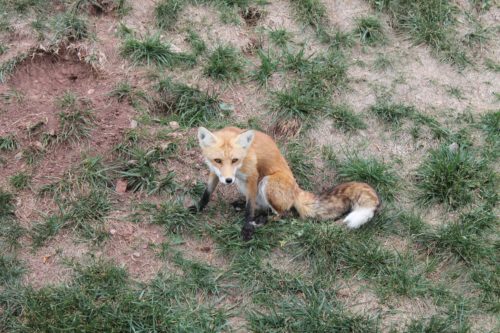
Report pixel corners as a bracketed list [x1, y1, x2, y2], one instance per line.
[197, 127, 255, 185]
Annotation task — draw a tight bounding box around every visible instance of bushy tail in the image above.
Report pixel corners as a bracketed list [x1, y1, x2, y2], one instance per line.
[293, 182, 380, 229]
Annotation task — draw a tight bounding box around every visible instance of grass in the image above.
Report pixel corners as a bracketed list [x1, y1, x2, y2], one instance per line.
[373, 53, 392, 70]
[248, 285, 377, 332]
[0, 54, 27, 83]
[370, 100, 416, 126]
[109, 81, 147, 107]
[154, 77, 225, 127]
[326, 104, 367, 132]
[355, 16, 385, 45]
[415, 207, 497, 264]
[330, 154, 399, 202]
[269, 28, 292, 47]
[0, 189, 25, 250]
[155, 0, 186, 30]
[53, 12, 88, 41]
[0, 135, 18, 151]
[252, 49, 278, 86]
[285, 141, 316, 190]
[186, 30, 206, 56]
[204, 44, 244, 80]
[0, 255, 25, 286]
[55, 92, 95, 145]
[9, 172, 31, 190]
[289, 0, 327, 31]
[369, 0, 468, 67]
[415, 145, 496, 208]
[0, 258, 228, 332]
[152, 200, 196, 234]
[121, 34, 195, 67]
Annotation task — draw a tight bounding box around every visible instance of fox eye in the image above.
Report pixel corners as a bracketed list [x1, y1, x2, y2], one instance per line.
[214, 159, 222, 164]
[231, 158, 239, 164]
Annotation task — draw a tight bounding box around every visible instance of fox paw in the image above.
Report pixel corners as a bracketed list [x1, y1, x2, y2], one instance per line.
[241, 223, 255, 241]
[231, 200, 246, 211]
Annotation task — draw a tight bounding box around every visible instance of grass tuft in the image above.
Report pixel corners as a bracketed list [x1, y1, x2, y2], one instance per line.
[415, 145, 495, 208]
[285, 141, 316, 190]
[154, 78, 225, 127]
[121, 34, 195, 67]
[0, 189, 25, 250]
[252, 49, 278, 86]
[155, 0, 186, 30]
[370, 100, 416, 126]
[0, 135, 18, 151]
[326, 104, 367, 132]
[269, 28, 292, 47]
[204, 45, 244, 80]
[333, 155, 399, 202]
[289, 0, 327, 31]
[152, 200, 196, 234]
[9, 172, 31, 190]
[185, 30, 206, 56]
[53, 12, 88, 41]
[355, 16, 385, 45]
[0, 255, 25, 286]
[55, 92, 94, 145]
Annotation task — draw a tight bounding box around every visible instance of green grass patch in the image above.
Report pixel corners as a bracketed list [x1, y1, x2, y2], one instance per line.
[53, 91, 95, 145]
[248, 284, 377, 332]
[154, 77, 226, 127]
[355, 16, 385, 45]
[269, 28, 292, 47]
[415, 207, 497, 265]
[368, 0, 468, 67]
[252, 48, 278, 86]
[154, 0, 187, 30]
[9, 172, 31, 190]
[121, 34, 195, 67]
[0, 258, 228, 332]
[0, 134, 18, 151]
[53, 12, 89, 42]
[0, 189, 25, 250]
[285, 141, 316, 191]
[0, 54, 27, 83]
[326, 104, 367, 132]
[415, 145, 496, 208]
[289, 0, 327, 31]
[109, 81, 147, 107]
[185, 30, 206, 56]
[204, 44, 244, 80]
[370, 100, 416, 126]
[0, 255, 25, 286]
[333, 155, 399, 202]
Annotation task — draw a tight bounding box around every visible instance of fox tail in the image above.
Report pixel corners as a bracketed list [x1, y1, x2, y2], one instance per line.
[293, 182, 381, 229]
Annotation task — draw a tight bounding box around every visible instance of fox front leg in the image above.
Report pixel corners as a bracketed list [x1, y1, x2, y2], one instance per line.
[241, 178, 258, 241]
[190, 172, 219, 213]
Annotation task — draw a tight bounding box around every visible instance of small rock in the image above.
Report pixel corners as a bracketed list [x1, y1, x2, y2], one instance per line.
[448, 142, 459, 152]
[87, 89, 95, 95]
[132, 252, 141, 258]
[34, 141, 44, 150]
[130, 119, 138, 129]
[110, 229, 117, 235]
[15, 152, 23, 160]
[115, 179, 128, 194]
[142, 244, 148, 249]
[169, 121, 179, 130]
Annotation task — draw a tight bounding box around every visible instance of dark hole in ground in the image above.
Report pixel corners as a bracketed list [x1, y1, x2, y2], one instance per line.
[241, 7, 262, 26]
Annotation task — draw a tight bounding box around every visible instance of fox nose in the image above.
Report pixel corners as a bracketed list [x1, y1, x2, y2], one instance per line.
[225, 178, 233, 184]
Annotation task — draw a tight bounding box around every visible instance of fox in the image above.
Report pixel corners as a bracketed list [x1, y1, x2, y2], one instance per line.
[191, 126, 381, 241]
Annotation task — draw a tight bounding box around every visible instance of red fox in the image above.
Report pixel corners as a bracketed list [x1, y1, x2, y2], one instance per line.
[191, 126, 381, 240]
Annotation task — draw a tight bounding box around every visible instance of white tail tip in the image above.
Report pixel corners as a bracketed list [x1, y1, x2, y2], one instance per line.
[343, 207, 375, 229]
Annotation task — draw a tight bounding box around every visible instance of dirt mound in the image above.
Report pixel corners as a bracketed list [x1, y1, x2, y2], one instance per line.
[8, 48, 96, 98]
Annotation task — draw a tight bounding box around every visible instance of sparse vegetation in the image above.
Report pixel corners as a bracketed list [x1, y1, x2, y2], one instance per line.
[9, 172, 31, 190]
[355, 16, 385, 45]
[415, 145, 495, 208]
[154, 78, 225, 127]
[121, 34, 195, 67]
[326, 104, 367, 132]
[0, 0, 498, 331]
[204, 44, 244, 80]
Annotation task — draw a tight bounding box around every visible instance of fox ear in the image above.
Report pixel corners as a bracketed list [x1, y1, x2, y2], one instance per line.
[236, 130, 255, 149]
[198, 127, 217, 148]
